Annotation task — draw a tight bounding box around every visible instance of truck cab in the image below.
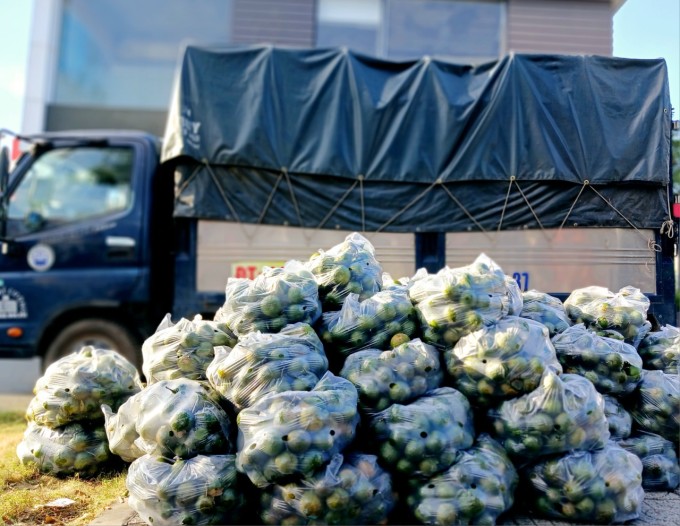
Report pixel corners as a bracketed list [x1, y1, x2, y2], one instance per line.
[0, 130, 172, 368]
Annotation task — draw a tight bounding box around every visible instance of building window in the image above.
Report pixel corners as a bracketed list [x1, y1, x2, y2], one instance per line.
[317, 0, 381, 56]
[386, 0, 503, 61]
[54, 0, 232, 109]
[316, 0, 504, 62]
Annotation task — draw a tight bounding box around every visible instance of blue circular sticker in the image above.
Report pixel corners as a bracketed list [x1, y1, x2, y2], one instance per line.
[27, 244, 55, 272]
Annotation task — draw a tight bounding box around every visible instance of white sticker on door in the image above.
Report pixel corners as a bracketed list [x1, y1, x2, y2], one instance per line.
[0, 287, 28, 319]
[27, 244, 55, 272]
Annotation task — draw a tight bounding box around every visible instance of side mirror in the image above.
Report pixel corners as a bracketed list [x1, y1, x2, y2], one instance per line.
[0, 145, 8, 196]
[0, 146, 10, 240]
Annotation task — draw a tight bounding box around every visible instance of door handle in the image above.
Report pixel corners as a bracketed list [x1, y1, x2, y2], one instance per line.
[105, 236, 136, 259]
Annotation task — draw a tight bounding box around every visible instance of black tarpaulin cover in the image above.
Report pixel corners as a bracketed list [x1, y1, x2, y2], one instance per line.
[162, 45, 672, 232]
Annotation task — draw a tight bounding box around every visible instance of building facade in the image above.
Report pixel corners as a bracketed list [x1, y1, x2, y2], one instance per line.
[23, 0, 626, 136]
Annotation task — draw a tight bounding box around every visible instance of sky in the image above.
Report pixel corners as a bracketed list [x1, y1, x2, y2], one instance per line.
[0, 0, 678, 133]
[0, 1, 32, 133]
[614, 0, 680, 119]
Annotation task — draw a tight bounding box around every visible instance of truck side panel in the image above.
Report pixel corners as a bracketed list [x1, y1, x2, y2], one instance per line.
[172, 221, 417, 319]
[445, 228, 657, 294]
[195, 222, 416, 291]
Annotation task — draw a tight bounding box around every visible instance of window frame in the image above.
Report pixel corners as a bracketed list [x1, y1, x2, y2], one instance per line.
[316, 0, 506, 62]
[52, 0, 234, 109]
[6, 143, 137, 237]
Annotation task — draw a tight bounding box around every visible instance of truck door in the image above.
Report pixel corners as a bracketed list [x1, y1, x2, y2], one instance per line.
[0, 139, 147, 366]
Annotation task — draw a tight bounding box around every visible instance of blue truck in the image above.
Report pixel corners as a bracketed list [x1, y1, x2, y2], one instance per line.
[0, 46, 676, 369]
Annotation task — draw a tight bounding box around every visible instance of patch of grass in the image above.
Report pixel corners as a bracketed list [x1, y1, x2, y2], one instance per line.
[0, 411, 24, 426]
[0, 412, 128, 526]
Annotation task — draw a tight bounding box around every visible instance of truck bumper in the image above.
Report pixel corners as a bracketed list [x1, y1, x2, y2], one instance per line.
[0, 320, 40, 358]
[0, 343, 36, 358]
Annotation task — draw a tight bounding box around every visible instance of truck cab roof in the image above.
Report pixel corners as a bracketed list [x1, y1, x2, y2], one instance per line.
[24, 130, 161, 156]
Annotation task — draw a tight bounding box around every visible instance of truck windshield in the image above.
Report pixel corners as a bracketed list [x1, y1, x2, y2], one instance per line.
[7, 146, 133, 235]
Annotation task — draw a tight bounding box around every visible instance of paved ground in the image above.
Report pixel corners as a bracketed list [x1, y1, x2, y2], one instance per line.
[0, 357, 41, 394]
[503, 489, 680, 525]
[89, 489, 680, 526]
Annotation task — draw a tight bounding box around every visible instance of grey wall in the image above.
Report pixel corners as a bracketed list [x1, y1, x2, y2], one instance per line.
[46, 105, 168, 136]
[507, 0, 614, 55]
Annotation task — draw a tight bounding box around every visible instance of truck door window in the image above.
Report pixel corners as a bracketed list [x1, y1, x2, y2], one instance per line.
[8, 146, 133, 233]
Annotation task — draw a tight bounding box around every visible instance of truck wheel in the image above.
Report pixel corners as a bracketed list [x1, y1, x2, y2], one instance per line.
[43, 319, 141, 372]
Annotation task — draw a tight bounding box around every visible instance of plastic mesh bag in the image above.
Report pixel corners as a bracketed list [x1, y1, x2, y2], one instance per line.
[488, 370, 609, 461]
[369, 387, 475, 478]
[603, 395, 632, 440]
[142, 314, 237, 384]
[505, 276, 524, 316]
[26, 346, 141, 428]
[340, 339, 442, 412]
[306, 233, 383, 311]
[524, 442, 644, 524]
[236, 372, 359, 487]
[103, 378, 233, 462]
[317, 287, 418, 362]
[127, 454, 245, 526]
[206, 323, 328, 410]
[215, 260, 321, 337]
[445, 316, 562, 408]
[637, 325, 680, 374]
[629, 370, 679, 443]
[260, 453, 394, 525]
[407, 434, 518, 526]
[591, 328, 626, 341]
[551, 324, 643, 395]
[564, 286, 651, 347]
[382, 272, 410, 290]
[520, 290, 571, 336]
[618, 431, 680, 491]
[103, 394, 146, 463]
[16, 422, 112, 477]
[408, 254, 513, 349]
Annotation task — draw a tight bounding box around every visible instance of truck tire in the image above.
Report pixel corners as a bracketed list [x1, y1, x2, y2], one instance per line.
[43, 318, 141, 372]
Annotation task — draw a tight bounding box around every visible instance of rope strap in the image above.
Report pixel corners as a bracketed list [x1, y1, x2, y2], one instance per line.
[359, 175, 366, 233]
[316, 180, 359, 230]
[559, 180, 589, 230]
[587, 185, 660, 252]
[513, 178, 546, 232]
[204, 161, 261, 242]
[377, 180, 439, 232]
[497, 177, 550, 242]
[175, 163, 201, 199]
[662, 180, 675, 239]
[661, 219, 675, 239]
[282, 168, 304, 228]
[440, 184, 489, 236]
[204, 161, 241, 223]
[191, 162, 672, 256]
[258, 172, 284, 224]
[497, 177, 513, 232]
